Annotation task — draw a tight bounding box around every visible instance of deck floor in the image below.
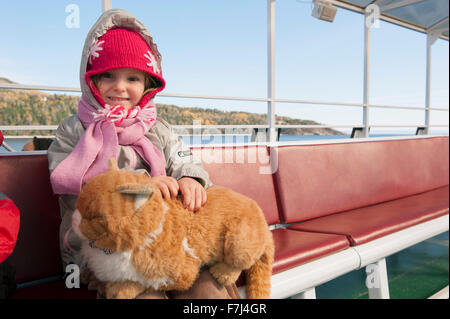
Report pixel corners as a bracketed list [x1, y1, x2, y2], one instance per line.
[314, 231, 449, 299]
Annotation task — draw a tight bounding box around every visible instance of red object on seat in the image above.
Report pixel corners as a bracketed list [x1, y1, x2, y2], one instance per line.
[289, 186, 449, 246]
[0, 196, 20, 263]
[0, 130, 3, 146]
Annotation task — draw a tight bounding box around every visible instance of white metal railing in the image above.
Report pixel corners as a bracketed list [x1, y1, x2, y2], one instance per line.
[1, 82, 448, 112]
[1, 81, 448, 141]
[1, 84, 449, 110]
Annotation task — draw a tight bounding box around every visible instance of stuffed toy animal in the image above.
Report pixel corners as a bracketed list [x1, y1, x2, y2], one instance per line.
[72, 158, 274, 299]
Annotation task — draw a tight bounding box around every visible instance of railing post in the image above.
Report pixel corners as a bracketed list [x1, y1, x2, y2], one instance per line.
[290, 287, 317, 299]
[424, 17, 448, 135]
[267, 0, 277, 143]
[424, 33, 436, 134]
[362, 10, 371, 138]
[103, 0, 111, 12]
[424, 33, 432, 135]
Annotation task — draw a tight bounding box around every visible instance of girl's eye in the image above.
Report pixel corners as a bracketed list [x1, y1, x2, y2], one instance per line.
[101, 73, 113, 79]
[128, 76, 141, 82]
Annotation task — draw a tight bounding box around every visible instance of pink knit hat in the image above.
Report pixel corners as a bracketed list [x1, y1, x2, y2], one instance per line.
[85, 27, 166, 108]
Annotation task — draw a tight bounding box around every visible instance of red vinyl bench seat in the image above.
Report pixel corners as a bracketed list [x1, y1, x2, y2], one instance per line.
[271, 228, 349, 274]
[288, 186, 449, 246]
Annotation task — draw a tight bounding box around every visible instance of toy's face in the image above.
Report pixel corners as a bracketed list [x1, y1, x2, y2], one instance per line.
[73, 158, 162, 252]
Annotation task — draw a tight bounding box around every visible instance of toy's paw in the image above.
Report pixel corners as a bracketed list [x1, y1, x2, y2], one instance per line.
[105, 281, 146, 299]
[209, 262, 241, 286]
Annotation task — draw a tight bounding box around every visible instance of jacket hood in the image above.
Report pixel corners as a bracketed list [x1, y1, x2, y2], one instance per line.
[80, 9, 164, 110]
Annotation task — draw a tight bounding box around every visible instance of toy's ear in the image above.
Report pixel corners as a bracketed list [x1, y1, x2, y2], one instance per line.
[115, 183, 153, 195]
[108, 158, 119, 171]
[116, 183, 153, 211]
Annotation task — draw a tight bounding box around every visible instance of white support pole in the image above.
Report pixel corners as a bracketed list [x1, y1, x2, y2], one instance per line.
[365, 258, 390, 299]
[103, 0, 112, 12]
[290, 287, 317, 299]
[267, 0, 277, 143]
[363, 15, 371, 138]
[424, 34, 432, 134]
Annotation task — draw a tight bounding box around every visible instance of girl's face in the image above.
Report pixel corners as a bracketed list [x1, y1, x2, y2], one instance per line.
[95, 68, 146, 109]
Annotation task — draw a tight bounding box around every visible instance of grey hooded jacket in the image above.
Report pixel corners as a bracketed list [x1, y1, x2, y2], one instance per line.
[47, 9, 212, 271]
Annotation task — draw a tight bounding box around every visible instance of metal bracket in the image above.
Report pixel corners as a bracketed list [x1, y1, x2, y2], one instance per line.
[416, 126, 428, 135]
[251, 128, 280, 142]
[351, 127, 369, 138]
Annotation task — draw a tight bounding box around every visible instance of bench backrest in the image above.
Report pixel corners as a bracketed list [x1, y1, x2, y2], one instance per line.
[274, 137, 449, 223]
[0, 153, 62, 284]
[191, 145, 280, 225]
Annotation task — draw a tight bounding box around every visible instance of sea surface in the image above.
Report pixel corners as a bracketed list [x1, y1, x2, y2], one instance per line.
[3, 132, 446, 153]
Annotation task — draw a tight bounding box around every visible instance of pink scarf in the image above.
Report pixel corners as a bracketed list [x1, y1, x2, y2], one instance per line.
[50, 97, 166, 195]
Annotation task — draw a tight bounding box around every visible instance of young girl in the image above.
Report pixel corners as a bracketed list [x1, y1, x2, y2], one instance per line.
[48, 9, 239, 299]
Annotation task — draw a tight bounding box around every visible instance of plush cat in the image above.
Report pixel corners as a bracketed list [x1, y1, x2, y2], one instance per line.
[72, 158, 274, 299]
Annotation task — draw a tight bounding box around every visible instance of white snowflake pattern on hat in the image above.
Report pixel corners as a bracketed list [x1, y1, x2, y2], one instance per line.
[89, 40, 104, 64]
[144, 50, 160, 74]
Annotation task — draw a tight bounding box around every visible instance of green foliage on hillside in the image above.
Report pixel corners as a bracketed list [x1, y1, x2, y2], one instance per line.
[0, 88, 342, 136]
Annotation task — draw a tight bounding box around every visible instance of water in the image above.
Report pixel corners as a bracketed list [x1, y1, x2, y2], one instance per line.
[1, 133, 433, 153]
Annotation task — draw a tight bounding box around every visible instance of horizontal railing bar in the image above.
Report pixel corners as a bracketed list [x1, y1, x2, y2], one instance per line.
[370, 124, 449, 128]
[274, 98, 363, 107]
[173, 125, 269, 129]
[369, 104, 449, 111]
[0, 83, 81, 92]
[158, 92, 269, 102]
[275, 125, 358, 128]
[276, 99, 448, 111]
[0, 125, 59, 131]
[2, 124, 448, 134]
[2, 83, 448, 111]
[2, 135, 55, 139]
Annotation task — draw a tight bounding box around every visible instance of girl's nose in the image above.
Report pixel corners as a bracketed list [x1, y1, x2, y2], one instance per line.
[113, 79, 126, 91]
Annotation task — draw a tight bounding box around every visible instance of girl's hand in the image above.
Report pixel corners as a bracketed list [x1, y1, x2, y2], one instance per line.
[178, 177, 207, 212]
[151, 176, 179, 200]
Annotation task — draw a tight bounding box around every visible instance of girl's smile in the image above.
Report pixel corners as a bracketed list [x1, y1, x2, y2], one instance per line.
[95, 68, 146, 109]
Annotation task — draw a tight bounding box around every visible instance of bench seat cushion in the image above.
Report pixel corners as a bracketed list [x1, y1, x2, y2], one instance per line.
[12, 280, 97, 299]
[288, 186, 449, 246]
[271, 228, 350, 274]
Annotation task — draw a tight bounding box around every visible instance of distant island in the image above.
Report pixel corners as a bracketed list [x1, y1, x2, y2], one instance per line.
[0, 76, 343, 136]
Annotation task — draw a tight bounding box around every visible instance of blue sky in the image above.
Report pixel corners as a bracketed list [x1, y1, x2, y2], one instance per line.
[0, 0, 448, 134]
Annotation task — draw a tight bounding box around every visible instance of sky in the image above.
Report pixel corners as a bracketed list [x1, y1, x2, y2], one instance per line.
[0, 0, 448, 134]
